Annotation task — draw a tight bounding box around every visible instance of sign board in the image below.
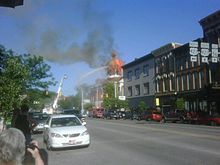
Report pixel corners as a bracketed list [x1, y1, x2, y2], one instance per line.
[118, 96, 126, 100]
[189, 41, 220, 64]
[156, 98, 160, 106]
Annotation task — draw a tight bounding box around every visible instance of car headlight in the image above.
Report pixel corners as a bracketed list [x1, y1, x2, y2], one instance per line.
[51, 133, 62, 138]
[81, 130, 89, 136]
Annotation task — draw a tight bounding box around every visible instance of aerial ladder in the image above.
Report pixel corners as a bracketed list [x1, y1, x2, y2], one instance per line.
[52, 74, 67, 112]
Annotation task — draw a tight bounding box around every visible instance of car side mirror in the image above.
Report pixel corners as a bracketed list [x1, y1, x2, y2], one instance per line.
[82, 122, 86, 126]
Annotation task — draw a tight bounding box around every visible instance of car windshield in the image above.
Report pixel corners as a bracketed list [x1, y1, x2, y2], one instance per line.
[33, 114, 49, 122]
[51, 117, 82, 127]
[63, 110, 80, 115]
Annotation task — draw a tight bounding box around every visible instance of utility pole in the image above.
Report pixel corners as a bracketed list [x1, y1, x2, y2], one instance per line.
[81, 88, 84, 115]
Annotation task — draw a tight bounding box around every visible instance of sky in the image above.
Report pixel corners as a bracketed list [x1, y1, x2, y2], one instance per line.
[0, 0, 219, 96]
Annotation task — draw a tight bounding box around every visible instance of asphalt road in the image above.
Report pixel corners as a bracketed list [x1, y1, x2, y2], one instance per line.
[33, 118, 220, 165]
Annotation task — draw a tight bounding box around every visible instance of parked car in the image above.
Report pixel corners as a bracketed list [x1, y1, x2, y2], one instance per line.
[62, 109, 86, 125]
[43, 114, 90, 150]
[31, 113, 49, 133]
[103, 110, 119, 119]
[132, 113, 142, 120]
[161, 108, 187, 123]
[144, 110, 162, 122]
[187, 111, 220, 126]
[124, 111, 133, 120]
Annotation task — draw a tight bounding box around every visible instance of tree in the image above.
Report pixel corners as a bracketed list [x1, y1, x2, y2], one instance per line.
[102, 82, 128, 110]
[176, 98, 184, 110]
[0, 56, 28, 122]
[138, 101, 147, 114]
[58, 96, 75, 109]
[22, 54, 56, 90]
[0, 45, 56, 123]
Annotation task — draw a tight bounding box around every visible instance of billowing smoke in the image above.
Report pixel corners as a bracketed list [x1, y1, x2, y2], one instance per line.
[10, 0, 114, 68]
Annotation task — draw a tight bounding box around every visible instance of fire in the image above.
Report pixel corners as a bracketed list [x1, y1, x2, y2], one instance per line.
[107, 52, 124, 76]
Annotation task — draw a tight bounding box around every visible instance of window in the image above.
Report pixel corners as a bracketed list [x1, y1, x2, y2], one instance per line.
[135, 85, 140, 96]
[143, 64, 149, 76]
[164, 78, 169, 91]
[194, 72, 199, 89]
[188, 73, 193, 90]
[135, 68, 140, 79]
[143, 83, 149, 95]
[128, 86, 132, 96]
[177, 76, 181, 91]
[170, 76, 175, 91]
[182, 75, 187, 91]
[168, 56, 174, 71]
[200, 70, 205, 88]
[127, 71, 132, 81]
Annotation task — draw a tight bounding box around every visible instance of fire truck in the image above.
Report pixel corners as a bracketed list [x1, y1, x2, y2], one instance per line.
[92, 107, 104, 118]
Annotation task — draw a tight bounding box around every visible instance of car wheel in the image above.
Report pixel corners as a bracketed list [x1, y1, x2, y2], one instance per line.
[160, 118, 165, 123]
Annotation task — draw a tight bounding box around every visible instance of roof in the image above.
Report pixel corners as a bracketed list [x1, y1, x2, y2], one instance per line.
[122, 53, 153, 69]
[199, 10, 220, 26]
[151, 42, 182, 57]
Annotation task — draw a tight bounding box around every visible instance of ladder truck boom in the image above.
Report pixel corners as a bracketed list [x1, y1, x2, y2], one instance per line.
[52, 74, 67, 110]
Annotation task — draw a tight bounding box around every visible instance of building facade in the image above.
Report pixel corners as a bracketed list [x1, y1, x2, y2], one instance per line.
[123, 10, 220, 115]
[123, 54, 155, 110]
[152, 43, 182, 108]
[176, 10, 220, 114]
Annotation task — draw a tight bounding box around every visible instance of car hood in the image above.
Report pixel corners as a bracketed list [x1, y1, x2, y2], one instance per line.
[50, 126, 87, 134]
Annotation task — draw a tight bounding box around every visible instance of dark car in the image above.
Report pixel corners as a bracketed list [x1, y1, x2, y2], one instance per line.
[31, 113, 49, 133]
[161, 106, 187, 123]
[124, 111, 133, 120]
[104, 110, 119, 119]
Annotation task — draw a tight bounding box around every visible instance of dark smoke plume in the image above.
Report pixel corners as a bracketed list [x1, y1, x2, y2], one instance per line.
[10, 0, 114, 68]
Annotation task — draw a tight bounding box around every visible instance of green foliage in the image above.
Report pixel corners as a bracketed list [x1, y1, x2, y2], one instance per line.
[103, 82, 114, 99]
[27, 89, 55, 110]
[58, 96, 75, 109]
[102, 82, 128, 110]
[0, 45, 56, 122]
[84, 103, 94, 112]
[22, 54, 57, 89]
[138, 101, 147, 113]
[0, 56, 28, 119]
[176, 98, 184, 109]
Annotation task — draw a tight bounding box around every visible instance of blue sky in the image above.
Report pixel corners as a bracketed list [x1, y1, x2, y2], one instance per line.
[0, 0, 219, 96]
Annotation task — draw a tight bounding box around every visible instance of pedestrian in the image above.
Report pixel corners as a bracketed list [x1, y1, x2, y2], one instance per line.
[0, 128, 44, 165]
[14, 104, 32, 144]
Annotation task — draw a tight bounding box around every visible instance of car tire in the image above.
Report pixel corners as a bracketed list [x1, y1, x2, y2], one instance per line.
[160, 118, 165, 123]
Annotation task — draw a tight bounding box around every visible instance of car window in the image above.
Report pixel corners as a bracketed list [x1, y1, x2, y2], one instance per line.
[51, 117, 82, 127]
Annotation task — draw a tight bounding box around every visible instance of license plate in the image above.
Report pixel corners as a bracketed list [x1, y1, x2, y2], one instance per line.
[69, 140, 76, 144]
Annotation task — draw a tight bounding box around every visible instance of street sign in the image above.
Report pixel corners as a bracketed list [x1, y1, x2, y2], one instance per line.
[118, 96, 126, 100]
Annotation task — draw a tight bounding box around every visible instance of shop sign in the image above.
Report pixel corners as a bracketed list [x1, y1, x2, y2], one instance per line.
[156, 98, 160, 106]
[189, 42, 219, 64]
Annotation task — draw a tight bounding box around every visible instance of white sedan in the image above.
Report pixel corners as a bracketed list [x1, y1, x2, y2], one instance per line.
[43, 114, 90, 150]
